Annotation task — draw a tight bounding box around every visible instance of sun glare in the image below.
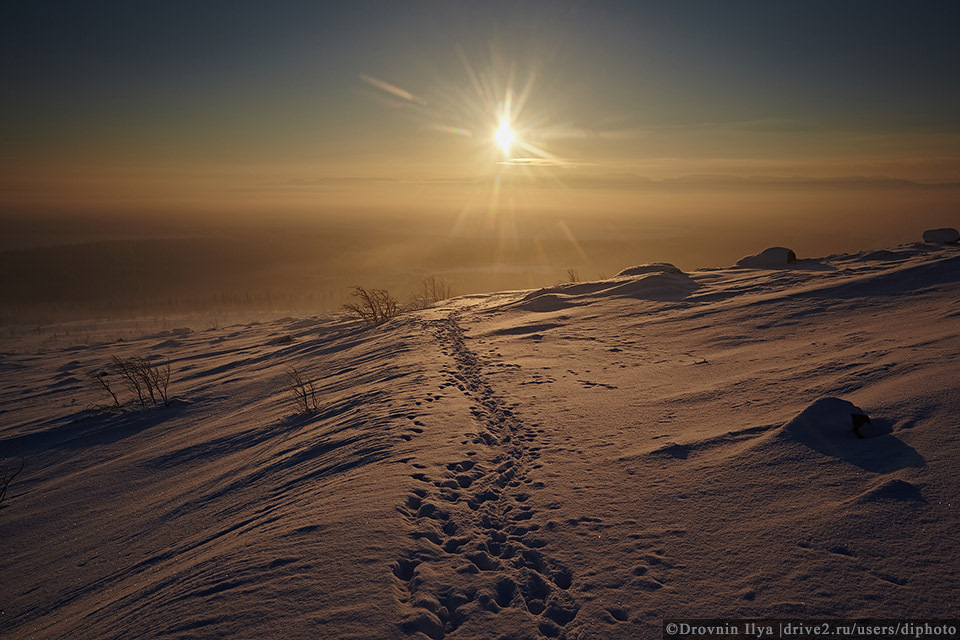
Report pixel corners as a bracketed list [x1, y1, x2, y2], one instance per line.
[495, 118, 515, 155]
[362, 49, 559, 168]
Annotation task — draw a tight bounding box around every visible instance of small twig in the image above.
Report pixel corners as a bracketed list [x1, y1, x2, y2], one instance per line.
[286, 367, 320, 414]
[92, 370, 120, 406]
[0, 457, 25, 506]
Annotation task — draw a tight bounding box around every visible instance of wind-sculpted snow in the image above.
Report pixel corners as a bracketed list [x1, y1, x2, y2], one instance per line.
[922, 227, 959, 244]
[765, 397, 926, 473]
[513, 270, 698, 312]
[849, 478, 925, 504]
[1, 240, 958, 639]
[735, 246, 797, 268]
[779, 396, 870, 444]
[614, 262, 683, 277]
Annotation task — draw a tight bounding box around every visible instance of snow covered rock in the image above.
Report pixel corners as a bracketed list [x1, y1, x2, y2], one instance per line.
[615, 262, 682, 277]
[778, 397, 872, 454]
[922, 227, 959, 244]
[735, 246, 797, 268]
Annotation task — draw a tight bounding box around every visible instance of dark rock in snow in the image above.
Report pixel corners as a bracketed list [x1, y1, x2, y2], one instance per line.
[851, 413, 871, 439]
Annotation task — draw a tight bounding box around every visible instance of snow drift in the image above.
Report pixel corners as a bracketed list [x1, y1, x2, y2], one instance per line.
[614, 262, 683, 277]
[922, 227, 959, 244]
[735, 246, 797, 268]
[513, 268, 696, 312]
[777, 396, 871, 450]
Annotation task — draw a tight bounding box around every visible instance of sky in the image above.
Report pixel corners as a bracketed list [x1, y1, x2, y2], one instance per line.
[2, 0, 959, 216]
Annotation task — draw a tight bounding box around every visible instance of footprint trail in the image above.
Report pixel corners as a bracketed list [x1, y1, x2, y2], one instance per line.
[392, 312, 581, 639]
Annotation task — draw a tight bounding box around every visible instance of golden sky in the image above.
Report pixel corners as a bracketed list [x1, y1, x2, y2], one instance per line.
[2, 1, 959, 216]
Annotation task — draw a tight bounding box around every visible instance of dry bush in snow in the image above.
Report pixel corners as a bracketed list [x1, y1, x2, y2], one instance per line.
[1, 458, 24, 507]
[286, 367, 320, 414]
[343, 286, 401, 325]
[411, 275, 454, 310]
[109, 356, 173, 407]
[92, 369, 121, 407]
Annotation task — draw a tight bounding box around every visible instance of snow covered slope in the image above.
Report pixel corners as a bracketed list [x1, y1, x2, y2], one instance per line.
[1, 241, 958, 639]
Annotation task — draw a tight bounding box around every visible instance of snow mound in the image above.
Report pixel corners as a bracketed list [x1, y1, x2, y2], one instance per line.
[514, 271, 697, 312]
[601, 273, 696, 299]
[922, 227, 959, 244]
[857, 249, 900, 261]
[764, 397, 926, 473]
[615, 262, 683, 277]
[852, 478, 925, 504]
[735, 246, 797, 268]
[778, 397, 870, 451]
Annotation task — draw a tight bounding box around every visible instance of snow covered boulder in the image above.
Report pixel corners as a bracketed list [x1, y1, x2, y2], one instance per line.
[615, 262, 682, 277]
[769, 397, 926, 472]
[922, 227, 959, 244]
[735, 246, 797, 268]
[778, 397, 872, 454]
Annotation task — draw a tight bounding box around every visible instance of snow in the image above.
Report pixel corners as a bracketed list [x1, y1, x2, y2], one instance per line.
[614, 263, 683, 277]
[735, 246, 798, 268]
[777, 396, 869, 450]
[513, 270, 697, 313]
[922, 227, 959, 244]
[1, 240, 959, 639]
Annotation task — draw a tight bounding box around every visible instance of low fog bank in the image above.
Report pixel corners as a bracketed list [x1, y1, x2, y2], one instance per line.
[2, 187, 957, 326]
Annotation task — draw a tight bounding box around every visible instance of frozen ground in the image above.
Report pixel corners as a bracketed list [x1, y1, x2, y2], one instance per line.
[1, 240, 958, 639]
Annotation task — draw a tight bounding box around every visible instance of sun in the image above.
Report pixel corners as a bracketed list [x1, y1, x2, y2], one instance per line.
[495, 117, 515, 155]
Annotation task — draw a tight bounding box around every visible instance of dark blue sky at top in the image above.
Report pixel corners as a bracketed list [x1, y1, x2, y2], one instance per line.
[2, 1, 959, 145]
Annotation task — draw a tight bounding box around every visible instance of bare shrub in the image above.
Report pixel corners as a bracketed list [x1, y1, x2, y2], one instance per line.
[146, 360, 172, 406]
[112, 355, 145, 405]
[110, 355, 173, 407]
[565, 269, 581, 284]
[1, 458, 24, 507]
[92, 369, 120, 407]
[411, 275, 454, 310]
[343, 286, 401, 325]
[286, 367, 319, 414]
